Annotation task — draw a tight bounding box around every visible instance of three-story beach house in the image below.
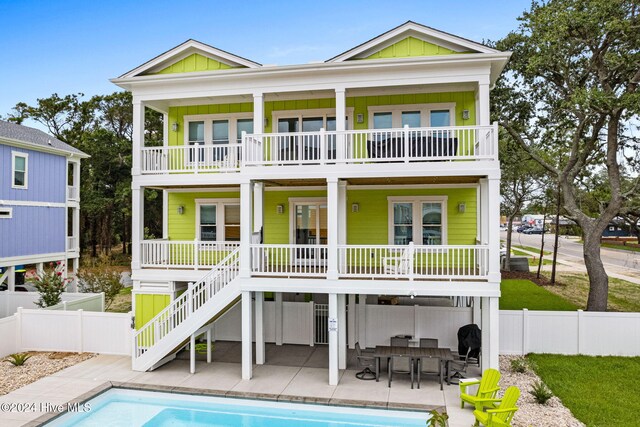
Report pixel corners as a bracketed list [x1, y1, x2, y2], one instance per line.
[112, 22, 510, 384]
[0, 120, 88, 290]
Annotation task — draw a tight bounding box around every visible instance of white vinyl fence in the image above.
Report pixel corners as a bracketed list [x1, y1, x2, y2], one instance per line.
[0, 292, 104, 318]
[0, 308, 132, 358]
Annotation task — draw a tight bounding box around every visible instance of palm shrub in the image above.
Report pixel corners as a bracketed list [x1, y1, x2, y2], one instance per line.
[427, 409, 449, 427]
[30, 262, 68, 308]
[530, 380, 553, 404]
[510, 356, 536, 373]
[6, 353, 32, 366]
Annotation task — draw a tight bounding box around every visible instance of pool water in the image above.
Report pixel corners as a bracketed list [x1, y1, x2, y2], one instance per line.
[46, 389, 429, 427]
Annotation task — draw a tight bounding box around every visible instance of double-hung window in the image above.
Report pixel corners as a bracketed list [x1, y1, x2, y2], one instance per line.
[388, 196, 447, 245]
[196, 199, 240, 242]
[12, 152, 28, 189]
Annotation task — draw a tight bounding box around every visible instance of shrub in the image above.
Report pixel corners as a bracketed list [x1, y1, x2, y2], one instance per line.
[428, 409, 449, 427]
[30, 262, 68, 308]
[510, 356, 530, 373]
[77, 268, 124, 310]
[6, 353, 32, 366]
[530, 380, 554, 404]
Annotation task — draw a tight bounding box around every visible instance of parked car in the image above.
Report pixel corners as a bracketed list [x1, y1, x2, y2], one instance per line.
[516, 225, 532, 233]
[0, 283, 37, 292]
[523, 227, 546, 235]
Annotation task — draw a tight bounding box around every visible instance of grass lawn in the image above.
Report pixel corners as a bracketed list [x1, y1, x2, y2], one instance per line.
[511, 248, 554, 265]
[529, 354, 640, 427]
[500, 279, 579, 310]
[107, 286, 132, 313]
[545, 273, 640, 312]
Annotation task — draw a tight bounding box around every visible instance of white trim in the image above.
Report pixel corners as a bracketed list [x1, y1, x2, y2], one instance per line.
[11, 151, 28, 190]
[165, 187, 240, 193]
[368, 103, 456, 128]
[0, 207, 12, 218]
[387, 195, 448, 245]
[0, 200, 65, 208]
[194, 198, 240, 242]
[183, 112, 254, 146]
[348, 184, 478, 190]
[0, 252, 68, 267]
[163, 184, 478, 193]
[1, 138, 88, 159]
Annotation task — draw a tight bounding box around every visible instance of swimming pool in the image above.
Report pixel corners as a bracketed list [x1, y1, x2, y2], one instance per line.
[46, 389, 430, 426]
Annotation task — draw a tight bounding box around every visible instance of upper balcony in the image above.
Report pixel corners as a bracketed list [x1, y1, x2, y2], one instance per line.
[139, 124, 497, 176]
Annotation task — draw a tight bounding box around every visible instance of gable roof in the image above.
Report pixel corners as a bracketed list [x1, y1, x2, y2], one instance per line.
[120, 39, 261, 78]
[327, 21, 500, 62]
[0, 120, 88, 158]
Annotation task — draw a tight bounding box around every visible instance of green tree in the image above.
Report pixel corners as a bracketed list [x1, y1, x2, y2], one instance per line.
[494, 0, 640, 310]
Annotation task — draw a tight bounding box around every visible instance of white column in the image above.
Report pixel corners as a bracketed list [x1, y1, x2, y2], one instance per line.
[479, 179, 488, 245]
[253, 93, 264, 134]
[162, 113, 169, 147]
[480, 297, 499, 370]
[328, 293, 339, 385]
[253, 182, 264, 234]
[255, 291, 265, 365]
[162, 190, 168, 239]
[338, 181, 347, 276]
[240, 181, 253, 278]
[73, 208, 80, 250]
[477, 82, 490, 126]
[7, 266, 15, 292]
[335, 89, 346, 161]
[242, 291, 253, 380]
[472, 297, 481, 326]
[358, 294, 367, 347]
[131, 186, 144, 270]
[487, 178, 501, 282]
[338, 294, 347, 369]
[73, 160, 81, 197]
[347, 294, 356, 349]
[327, 178, 339, 280]
[132, 100, 145, 176]
[275, 292, 283, 345]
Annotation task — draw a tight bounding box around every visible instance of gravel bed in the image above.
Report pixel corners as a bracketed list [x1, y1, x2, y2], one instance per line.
[499, 355, 584, 427]
[0, 352, 96, 396]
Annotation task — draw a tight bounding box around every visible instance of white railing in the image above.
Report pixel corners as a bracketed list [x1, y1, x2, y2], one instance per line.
[67, 236, 78, 251]
[141, 240, 240, 269]
[243, 124, 497, 166]
[140, 143, 242, 174]
[67, 185, 79, 200]
[133, 247, 240, 359]
[250, 244, 328, 277]
[337, 243, 489, 279]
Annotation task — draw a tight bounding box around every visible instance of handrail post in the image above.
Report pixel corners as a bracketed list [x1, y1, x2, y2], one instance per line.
[241, 131, 247, 166]
[188, 282, 194, 314]
[319, 128, 326, 165]
[194, 143, 200, 174]
[403, 124, 410, 163]
[409, 241, 414, 281]
[194, 239, 199, 270]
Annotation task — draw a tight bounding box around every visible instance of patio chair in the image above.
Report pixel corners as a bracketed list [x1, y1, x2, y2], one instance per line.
[388, 355, 414, 388]
[419, 338, 438, 348]
[390, 336, 409, 347]
[460, 368, 501, 409]
[473, 386, 520, 427]
[355, 342, 376, 380]
[417, 356, 442, 390]
[447, 347, 472, 384]
[382, 244, 415, 275]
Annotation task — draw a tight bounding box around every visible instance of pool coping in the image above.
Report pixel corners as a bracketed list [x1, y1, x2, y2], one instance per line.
[28, 381, 445, 426]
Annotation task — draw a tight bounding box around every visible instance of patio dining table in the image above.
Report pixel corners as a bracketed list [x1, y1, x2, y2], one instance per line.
[373, 345, 455, 389]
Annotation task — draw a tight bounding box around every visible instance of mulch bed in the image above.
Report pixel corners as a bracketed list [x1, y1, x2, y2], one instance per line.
[501, 270, 559, 287]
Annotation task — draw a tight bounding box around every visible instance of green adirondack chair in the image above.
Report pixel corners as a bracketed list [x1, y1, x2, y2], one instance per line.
[472, 386, 520, 427]
[460, 368, 501, 409]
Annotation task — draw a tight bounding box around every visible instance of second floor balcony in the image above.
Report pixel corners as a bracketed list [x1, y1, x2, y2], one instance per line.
[139, 124, 497, 175]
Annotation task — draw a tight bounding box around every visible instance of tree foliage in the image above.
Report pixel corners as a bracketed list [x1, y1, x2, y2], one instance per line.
[494, 0, 640, 310]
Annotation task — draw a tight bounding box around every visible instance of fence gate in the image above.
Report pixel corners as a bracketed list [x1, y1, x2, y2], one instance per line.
[314, 303, 328, 345]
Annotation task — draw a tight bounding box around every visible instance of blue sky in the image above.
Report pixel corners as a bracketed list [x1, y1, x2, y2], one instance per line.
[0, 0, 530, 122]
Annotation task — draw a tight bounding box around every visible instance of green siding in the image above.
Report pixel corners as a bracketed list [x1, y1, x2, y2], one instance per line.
[362, 37, 465, 60]
[154, 53, 233, 74]
[263, 190, 327, 243]
[168, 192, 240, 240]
[135, 294, 170, 329]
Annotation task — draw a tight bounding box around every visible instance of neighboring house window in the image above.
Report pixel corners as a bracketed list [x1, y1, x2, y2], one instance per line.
[0, 207, 12, 219]
[388, 196, 448, 245]
[369, 103, 456, 128]
[11, 152, 28, 189]
[195, 199, 240, 241]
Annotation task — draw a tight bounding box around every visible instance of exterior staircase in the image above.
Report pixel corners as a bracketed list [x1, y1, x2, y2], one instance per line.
[132, 247, 241, 371]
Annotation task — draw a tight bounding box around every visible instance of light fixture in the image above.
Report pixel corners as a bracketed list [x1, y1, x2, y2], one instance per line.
[276, 204, 284, 214]
[264, 117, 269, 128]
[462, 110, 470, 120]
[177, 205, 184, 215]
[458, 202, 466, 213]
[356, 113, 364, 123]
[351, 203, 359, 213]
[409, 291, 416, 299]
[171, 122, 179, 132]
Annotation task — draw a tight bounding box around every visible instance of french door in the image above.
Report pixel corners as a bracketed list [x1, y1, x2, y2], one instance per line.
[292, 200, 327, 264]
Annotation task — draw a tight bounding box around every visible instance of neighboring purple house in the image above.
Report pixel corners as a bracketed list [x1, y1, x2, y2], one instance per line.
[0, 120, 88, 291]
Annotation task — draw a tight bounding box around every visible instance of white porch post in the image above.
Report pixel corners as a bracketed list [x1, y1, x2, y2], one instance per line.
[275, 292, 283, 345]
[242, 291, 253, 380]
[487, 178, 501, 282]
[253, 182, 264, 234]
[162, 190, 168, 239]
[255, 291, 265, 365]
[358, 294, 367, 347]
[472, 297, 481, 326]
[335, 88, 346, 161]
[479, 179, 489, 246]
[327, 178, 339, 280]
[131, 185, 144, 270]
[338, 180, 347, 276]
[132, 100, 145, 176]
[328, 292, 339, 385]
[240, 181, 253, 278]
[481, 297, 499, 370]
[7, 266, 15, 292]
[338, 294, 347, 369]
[347, 293, 356, 349]
[477, 81, 490, 126]
[253, 93, 264, 134]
